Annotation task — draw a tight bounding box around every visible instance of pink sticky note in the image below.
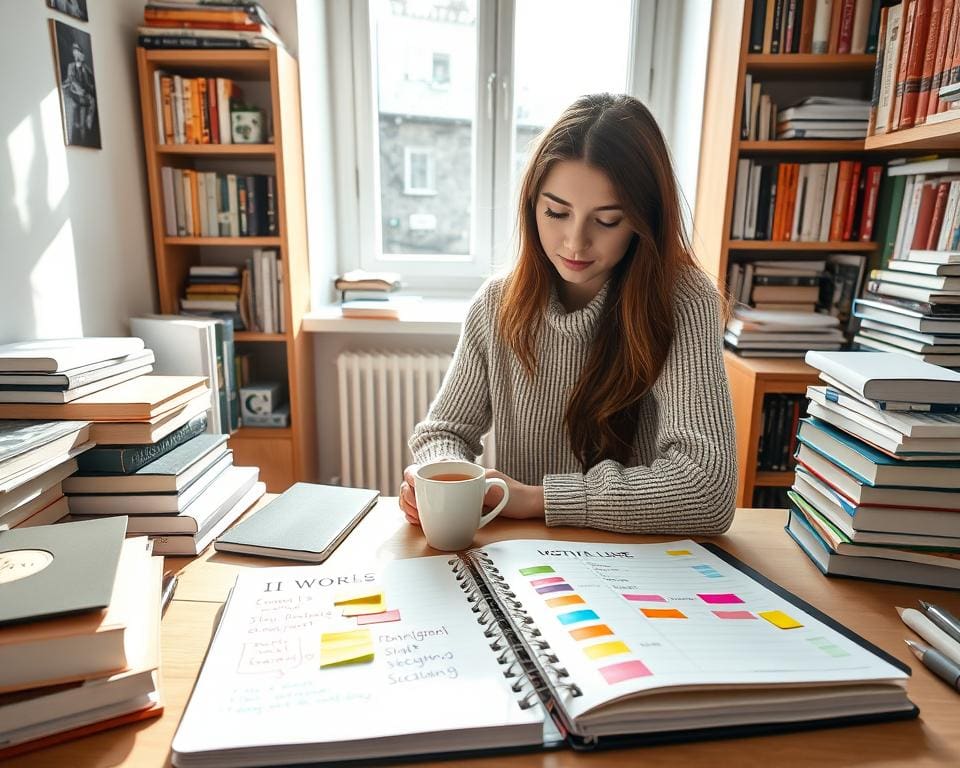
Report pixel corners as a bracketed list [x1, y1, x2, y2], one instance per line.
[530, 576, 565, 587]
[598, 660, 652, 684]
[355, 609, 401, 625]
[712, 610, 756, 620]
[697, 593, 744, 605]
[622, 594, 667, 602]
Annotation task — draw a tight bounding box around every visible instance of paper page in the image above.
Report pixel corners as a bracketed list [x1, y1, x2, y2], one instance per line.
[477, 539, 907, 721]
[172, 555, 542, 762]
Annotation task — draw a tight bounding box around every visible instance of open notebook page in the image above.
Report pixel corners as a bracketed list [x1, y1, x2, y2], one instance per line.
[172, 556, 544, 766]
[477, 539, 909, 730]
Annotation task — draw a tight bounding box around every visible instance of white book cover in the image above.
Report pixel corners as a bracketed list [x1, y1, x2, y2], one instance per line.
[731, 159, 750, 239]
[160, 167, 177, 237]
[744, 163, 761, 239]
[808, 385, 960, 438]
[227, 174, 239, 237]
[181, 173, 194, 237]
[205, 172, 218, 235]
[904, 249, 960, 264]
[196, 172, 209, 238]
[217, 78, 231, 145]
[0, 338, 145, 374]
[874, 3, 903, 135]
[172, 168, 186, 236]
[850, 0, 871, 54]
[801, 163, 828, 242]
[173, 75, 185, 144]
[892, 175, 919, 261]
[887, 157, 960, 177]
[819, 162, 839, 242]
[937, 181, 960, 251]
[790, 165, 808, 241]
[811, 0, 832, 53]
[805, 350, 960, 403]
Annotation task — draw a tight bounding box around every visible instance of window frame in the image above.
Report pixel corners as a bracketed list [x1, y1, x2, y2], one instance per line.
[403, 147, 438, 196]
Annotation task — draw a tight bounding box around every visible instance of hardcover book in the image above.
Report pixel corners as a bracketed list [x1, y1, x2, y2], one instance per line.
[75, 413, 208, 474]
[172, 540, 914, 766]
[0, 338, 145, 373]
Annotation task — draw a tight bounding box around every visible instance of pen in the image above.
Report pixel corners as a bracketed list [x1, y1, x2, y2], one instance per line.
[905, 639, 960, 693]
[918, 600, 960, 645]
[161, 571, 178, 616]
[896, 606, 960, 667]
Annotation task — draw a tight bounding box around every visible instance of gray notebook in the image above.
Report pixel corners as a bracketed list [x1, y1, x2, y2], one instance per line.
[214, 483, 379, 562]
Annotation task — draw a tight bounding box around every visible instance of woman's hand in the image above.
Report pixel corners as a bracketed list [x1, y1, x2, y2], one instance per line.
[399, 465, 545, 524]
[483, 469, 545, 520]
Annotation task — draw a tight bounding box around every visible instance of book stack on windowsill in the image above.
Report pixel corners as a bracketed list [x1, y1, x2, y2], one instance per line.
[336, 270, 418, 320]
[0, 519, 162, 759]
[786, 350, 960, 589]
[137, 2, 284, 50]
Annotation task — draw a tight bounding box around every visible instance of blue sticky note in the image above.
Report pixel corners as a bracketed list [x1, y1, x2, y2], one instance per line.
[557, 609, 600, 625]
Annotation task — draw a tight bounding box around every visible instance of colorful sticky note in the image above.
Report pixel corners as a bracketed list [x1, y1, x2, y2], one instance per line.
[640, 608, 687, 619]
[333, 587, 383, 606]
[557, 609, 600, 625]
[529, 576, 565, 587]
[569, 624, 614, 641]
[319, 629, 374, 667]
[692, 565, 714, 571]
[545, 594, 585, 608]
[807, 637, 849, 657]
[712, 610, 756, 620]
[666, 549, 691, 556]
[356, 609, 401, 625]
[697, 593, 745, 605]
[759, 610, 803, 630]
[599, 660, 652, 684]
[519, 565, 555, 576]
[622, 594, 667, 603]
[583, 640, 631, 660]
[536, 583, 574, 595]
[341, 599, 387, 616]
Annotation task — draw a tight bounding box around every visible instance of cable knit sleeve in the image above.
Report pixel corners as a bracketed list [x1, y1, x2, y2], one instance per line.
[542, 278, 738, 535]
[408, 284, 494, 464]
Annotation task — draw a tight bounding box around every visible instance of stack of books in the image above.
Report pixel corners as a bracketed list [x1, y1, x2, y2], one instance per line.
[786, 350, 960, 589]
[137, 2, 284, 50]
[335, 270, 402, 303]
[63, 433, 265, 557]
[775, 97, 870, 140]
[0, 519, 162, 758]
[179, 266, 242, 325]
[724, 306, 844, 357]
[855, 251, 960, 369]
[0, 420, 92, 530]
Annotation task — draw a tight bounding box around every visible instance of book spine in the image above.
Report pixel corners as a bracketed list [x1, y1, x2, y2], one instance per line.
[858, 164, 884, 241]
[75, 413, 208, 474]
[891, 0, 918, 131]
[867, 6, 888, 136]
[836, 0, 856, 53]
[749, 0, 767, 52]
[842, 161, 863, 240]
[932, 0, 960, 116]
[914, 0, 945, 123]
[900, 0, 933, 129]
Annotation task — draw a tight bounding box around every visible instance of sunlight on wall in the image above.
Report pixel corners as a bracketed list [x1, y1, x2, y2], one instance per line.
[31, 219, 83, 337]
[7, 113, 35, 232]
[41, 88, 69, 211]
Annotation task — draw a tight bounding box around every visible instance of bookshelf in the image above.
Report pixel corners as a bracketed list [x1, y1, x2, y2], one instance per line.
[135, 47, 317, 493]
[695, 1, 882, 507]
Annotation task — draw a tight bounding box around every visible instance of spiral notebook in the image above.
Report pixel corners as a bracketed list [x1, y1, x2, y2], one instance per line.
[171, 539, 915, 766]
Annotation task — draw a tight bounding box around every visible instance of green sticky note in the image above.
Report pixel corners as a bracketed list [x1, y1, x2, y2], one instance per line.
[519, 565, 555, 576]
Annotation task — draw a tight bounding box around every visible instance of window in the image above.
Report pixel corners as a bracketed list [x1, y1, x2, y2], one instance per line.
[403, 148, 436, 195]
[331, 0, 671, 290]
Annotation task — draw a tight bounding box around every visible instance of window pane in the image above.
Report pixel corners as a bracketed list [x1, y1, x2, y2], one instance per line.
[512, 1, 633, 192]
[372, 0, 477, 257]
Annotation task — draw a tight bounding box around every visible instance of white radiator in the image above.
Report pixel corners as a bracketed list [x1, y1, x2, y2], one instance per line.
[336, 351, 496, 494]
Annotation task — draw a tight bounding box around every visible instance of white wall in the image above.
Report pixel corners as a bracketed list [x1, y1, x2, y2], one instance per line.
[0, 0, 157, 345]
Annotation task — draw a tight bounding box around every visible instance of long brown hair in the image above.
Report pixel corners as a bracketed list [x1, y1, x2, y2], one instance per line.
[497, 93, 697, 470]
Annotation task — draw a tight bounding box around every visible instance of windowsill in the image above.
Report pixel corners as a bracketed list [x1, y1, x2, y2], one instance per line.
[303, 297, 469, 335]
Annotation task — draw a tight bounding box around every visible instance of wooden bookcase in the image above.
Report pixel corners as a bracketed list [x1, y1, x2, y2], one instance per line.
[694, 1, 880, 506]
[135, 47, 317, 493]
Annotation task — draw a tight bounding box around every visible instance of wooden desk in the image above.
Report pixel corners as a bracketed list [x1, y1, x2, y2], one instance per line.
[10, 500, 960, 767]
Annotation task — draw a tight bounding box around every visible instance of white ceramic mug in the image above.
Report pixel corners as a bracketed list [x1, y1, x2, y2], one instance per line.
[414, 460, 510, 551]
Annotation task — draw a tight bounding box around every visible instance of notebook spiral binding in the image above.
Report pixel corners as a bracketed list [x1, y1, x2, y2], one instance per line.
[449, 552, 583, 711]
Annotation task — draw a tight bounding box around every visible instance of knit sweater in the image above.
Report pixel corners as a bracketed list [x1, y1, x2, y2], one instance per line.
[409, 268, 738, 534]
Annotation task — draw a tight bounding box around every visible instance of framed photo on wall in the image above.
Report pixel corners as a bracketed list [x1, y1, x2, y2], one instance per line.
[46, 0, 89, 23]
[50, 20, 101, 149]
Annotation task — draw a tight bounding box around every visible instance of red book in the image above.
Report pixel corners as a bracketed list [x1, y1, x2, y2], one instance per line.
[842, 161, 863, 240]
[837, 0, 857, 53]
[915, 0, 945, 122]
[910, 181, 940, 250]
[830, 161, 854, 241]
[858, 165, 884, 241]
[925, 181, 951, 250]
[772, 164, 789, 241]
[934, 0, 960, 115]
[892, 0, 918, 130]
[900, 0, 933, 130]
[828, 0, 845, 53]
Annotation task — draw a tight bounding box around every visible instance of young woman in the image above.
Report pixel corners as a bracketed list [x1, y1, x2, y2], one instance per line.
[399, 93, 737, 534]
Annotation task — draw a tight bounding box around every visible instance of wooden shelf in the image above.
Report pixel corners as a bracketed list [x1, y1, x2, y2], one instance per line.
[755, 471, 796, 487]
[865, 119, 960, 152]
[235, 332, 287, 343]
[164, 236, 282, 247]
[739, 140, 867, 154]
[723, 353, 816, 379]
[156, 144, 276, 158]
[727, 239, 878, 251]
[140, 48, 271, 77]
[745, 53, 876, 76]
[233, 426, 293, 439]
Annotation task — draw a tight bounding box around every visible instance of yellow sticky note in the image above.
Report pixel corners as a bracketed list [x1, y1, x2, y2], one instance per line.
[583, 640, 631, 660]
[758, 610, 803, 630]
[341, 599, 387, 617]
[666, 549, 691, 556]
[333, 587, 383, 606]
[320, 629, 374, 667]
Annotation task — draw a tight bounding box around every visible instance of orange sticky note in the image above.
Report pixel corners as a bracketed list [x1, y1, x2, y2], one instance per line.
[666, 549, 691, 556]
[758, 610, 803, 629]
[583, 640, 631, 660]
[569, 624, 614, 641]
[640, 607, 687, 619]
[545, 594, 586, 608]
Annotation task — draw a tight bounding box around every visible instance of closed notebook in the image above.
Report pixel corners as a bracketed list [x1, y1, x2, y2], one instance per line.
[214, 482, 379, 562]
